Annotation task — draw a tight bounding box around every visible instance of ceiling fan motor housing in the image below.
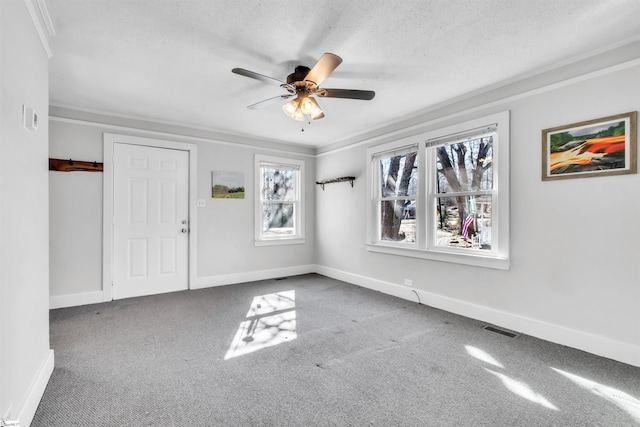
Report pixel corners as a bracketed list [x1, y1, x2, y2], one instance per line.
[287, 66, 311, 85]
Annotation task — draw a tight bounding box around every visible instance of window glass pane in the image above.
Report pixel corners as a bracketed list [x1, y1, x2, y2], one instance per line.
[263, 203, 294, 236]
[435, 195, 492, 250]
[262, 167, 296, 201]
[435, 136, 493, 193]
[379, 151, 418, 197]
[380, 199, 416, 243]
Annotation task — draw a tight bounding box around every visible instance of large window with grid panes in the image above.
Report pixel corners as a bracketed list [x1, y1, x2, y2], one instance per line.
[367, 111, 510, 269]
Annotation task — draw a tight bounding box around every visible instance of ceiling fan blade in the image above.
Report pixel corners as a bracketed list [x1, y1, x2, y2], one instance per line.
[303, 53, 343, 86]
[232, 68, 295, 92]
[317, 88, 375, 100]
[247, 94, 294, 110]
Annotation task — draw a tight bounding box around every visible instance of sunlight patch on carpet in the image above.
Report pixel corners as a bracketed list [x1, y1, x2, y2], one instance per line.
[484, 368, 559, 410]
[465, 345, 504, 368]
[245, 289, 295, 317]
[552, 367, 640, 423]
[225, 290, 297, 360]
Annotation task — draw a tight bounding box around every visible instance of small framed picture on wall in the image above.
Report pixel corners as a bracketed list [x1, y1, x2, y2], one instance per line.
[212, 170, 245, 199]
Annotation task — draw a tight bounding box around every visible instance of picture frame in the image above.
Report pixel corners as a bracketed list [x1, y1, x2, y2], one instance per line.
[541, 111, 637, 181]
[212, 170, 245, 199]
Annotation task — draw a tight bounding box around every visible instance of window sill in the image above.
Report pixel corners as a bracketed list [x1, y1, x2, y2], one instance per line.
[366, 243, 510, 270]
[255, 238, 306, 247]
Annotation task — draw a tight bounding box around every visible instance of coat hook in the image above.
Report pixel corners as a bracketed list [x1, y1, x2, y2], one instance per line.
[93, 161, 98, 168]
[68, 159, 74, 165]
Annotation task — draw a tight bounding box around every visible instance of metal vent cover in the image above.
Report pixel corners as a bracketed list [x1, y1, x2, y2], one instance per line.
[483, 325, 518, 338]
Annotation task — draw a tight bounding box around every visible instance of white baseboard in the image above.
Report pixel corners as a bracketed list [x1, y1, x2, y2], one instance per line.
[18, 349, 54, 427]
[192, 264, 316, 289]
[49, 291, 104, 309]
[316, 265, 640, 368]
[49, 266, 317, 309]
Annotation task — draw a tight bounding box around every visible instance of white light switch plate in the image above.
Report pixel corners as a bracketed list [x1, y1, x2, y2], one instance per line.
[23, 105, 37, 131]
[196, 199, 206, 208]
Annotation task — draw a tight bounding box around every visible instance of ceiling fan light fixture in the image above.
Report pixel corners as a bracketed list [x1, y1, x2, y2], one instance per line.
[300, 95, 324, 119]
[283, 94, 322, 121]
[299, 95, 313, 115]
[292, 107, 305, 121]
[282, 98, 300, 118]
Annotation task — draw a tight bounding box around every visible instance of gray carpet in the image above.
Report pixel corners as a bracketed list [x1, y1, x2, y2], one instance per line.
[33, 274, 640, 426]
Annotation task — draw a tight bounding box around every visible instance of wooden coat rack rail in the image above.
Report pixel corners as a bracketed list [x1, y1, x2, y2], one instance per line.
[49, 158, 103, 172]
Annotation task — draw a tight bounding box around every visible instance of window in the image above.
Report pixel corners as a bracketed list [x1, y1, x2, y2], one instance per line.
[373, 146, 419, 244]
[255, 155, 305, 245]
[367, 111, 510, 269]
[430, 132, 495, 252]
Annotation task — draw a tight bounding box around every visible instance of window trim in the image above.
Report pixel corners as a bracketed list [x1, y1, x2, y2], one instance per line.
[366, 111, 510, 270]
[254, 154, 305, 246]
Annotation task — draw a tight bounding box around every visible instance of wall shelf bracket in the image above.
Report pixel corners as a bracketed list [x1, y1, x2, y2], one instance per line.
[315, 176, 355, 191]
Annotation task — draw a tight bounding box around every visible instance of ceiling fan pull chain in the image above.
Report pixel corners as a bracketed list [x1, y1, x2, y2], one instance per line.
[301, 119, 313, 132]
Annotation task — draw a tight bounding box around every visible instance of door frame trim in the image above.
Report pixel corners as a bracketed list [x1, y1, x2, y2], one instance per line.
[102, 133, 198, 302]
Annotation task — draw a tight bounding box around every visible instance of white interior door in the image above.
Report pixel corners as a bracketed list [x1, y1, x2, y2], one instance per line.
[112, 143, 189, 300]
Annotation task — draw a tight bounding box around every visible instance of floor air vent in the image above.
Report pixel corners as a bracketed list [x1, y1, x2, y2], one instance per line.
[483, 325, 518, 338]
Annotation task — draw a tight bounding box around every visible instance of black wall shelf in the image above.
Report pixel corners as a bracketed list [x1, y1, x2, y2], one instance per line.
[315, 176, 355, 190]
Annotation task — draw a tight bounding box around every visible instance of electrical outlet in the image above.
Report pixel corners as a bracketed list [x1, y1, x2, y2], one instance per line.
[404, 278, 413, 287]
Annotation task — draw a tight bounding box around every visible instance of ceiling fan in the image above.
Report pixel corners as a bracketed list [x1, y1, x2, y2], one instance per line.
[232, 53, 375, 121]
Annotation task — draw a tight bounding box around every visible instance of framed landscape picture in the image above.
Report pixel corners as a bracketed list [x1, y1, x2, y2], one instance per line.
[212, 170, 245, 198]
[542, 111, 637, 181]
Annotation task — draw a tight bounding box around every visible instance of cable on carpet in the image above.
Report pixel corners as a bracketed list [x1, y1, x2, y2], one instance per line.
[411, 289, 422, 304]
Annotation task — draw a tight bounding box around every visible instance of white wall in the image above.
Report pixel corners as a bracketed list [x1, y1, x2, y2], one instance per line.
[48, 111, 316, 305]
[49, 122, 104, 300]
[194, 139, 316, 283]
[0, 0, 54, 425]
[316, 62, 640, 367]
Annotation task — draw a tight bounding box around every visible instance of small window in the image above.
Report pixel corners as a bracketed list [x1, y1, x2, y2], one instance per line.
[255, 155, 305, 245]
[367, 111, 510, 269]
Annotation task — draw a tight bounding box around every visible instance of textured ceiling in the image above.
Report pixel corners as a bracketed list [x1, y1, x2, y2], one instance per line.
[47, 0, 640, 148]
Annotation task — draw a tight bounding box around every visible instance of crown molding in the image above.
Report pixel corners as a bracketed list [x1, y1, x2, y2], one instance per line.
[49, 104, 316, 158]
[24, 0, 54, 58]
[318, 38, 640, 156]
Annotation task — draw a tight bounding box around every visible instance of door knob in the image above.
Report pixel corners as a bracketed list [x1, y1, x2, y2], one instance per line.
[181, 228, 188, 233]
